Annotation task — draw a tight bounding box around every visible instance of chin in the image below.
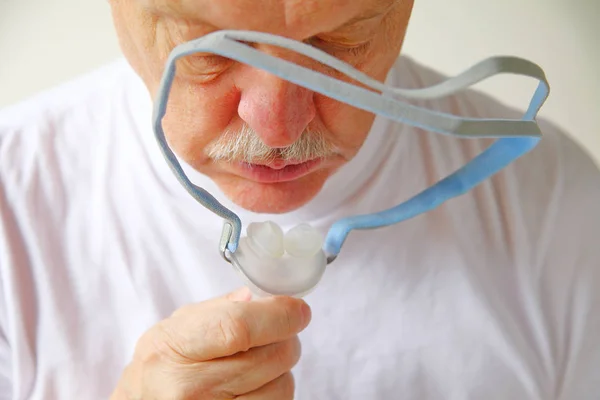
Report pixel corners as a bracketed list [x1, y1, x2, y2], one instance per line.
[215, 171, 331, 214]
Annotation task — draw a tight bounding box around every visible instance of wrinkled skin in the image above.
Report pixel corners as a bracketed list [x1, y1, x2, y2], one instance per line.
[109, 288, 311, 399]
[108, 0, 413, 213]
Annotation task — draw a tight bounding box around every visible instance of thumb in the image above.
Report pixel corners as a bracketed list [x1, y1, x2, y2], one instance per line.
[225, 286, 253, 302]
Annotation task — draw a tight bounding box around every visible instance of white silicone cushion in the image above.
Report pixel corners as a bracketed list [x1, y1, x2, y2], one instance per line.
[247, 221, 285, 257]
[232, 221, 327, 297]
[284, 223, 323, 257]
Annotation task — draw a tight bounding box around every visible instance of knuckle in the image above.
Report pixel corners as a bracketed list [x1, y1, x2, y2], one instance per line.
[216, 309, 253, 353]
[134, 326, 163, 363]
[135, 320, 190, 364]
[127, 317, 214, 400]
[156, 320, 196, 361]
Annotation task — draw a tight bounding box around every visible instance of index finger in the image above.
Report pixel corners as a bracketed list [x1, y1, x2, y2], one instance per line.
[159, 294, 312, 361]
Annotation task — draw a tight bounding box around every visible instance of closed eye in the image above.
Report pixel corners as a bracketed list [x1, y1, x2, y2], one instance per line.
[309, 37, 373, 58]
[176, 53, 233, 80]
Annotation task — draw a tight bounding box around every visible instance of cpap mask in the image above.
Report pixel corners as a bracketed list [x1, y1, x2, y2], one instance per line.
[152, 30, 549, 297]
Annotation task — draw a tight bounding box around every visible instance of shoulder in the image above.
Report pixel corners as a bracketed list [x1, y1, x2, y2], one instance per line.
[398, 57, 600, 392]
[0, 58, 133, 123]
[391, 55, 600, 275]
[0, 58, 134, 152]
[0, 59, 144, 198]
[394, 55, 600, 223]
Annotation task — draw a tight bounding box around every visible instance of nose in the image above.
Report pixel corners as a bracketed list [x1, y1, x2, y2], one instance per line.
[237, 67, 316, 148]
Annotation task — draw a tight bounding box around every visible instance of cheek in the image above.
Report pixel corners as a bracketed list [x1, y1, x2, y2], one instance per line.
[315, 95, 376, 156]
[315, 55, 398, 157]
[315, 33, 403, 158]
[110, 4, 238, 167]
[161, 78, 240, 165]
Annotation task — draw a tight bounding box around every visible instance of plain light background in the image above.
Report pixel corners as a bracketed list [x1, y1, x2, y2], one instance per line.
[1, 0, 598, 163]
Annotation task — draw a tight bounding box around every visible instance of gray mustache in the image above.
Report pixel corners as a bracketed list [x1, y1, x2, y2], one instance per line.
[206, 124, 337, 163]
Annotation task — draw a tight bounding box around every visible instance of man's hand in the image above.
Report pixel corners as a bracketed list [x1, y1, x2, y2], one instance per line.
[110, 287, 311, 399]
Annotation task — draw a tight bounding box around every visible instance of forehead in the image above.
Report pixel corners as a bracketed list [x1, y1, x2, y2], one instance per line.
[143, 0, 395, 38]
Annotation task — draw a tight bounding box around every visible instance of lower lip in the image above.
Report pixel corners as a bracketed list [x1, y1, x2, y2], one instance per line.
[234, 159, 323, 183]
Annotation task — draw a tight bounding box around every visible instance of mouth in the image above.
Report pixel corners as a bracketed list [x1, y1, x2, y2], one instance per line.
[232, 158, 324, 183]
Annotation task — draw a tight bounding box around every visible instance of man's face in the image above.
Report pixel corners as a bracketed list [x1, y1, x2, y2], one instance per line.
[109, 0, 413, 213]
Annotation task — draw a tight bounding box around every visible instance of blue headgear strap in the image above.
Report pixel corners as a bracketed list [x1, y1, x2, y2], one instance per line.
[152, 30, 549, 260]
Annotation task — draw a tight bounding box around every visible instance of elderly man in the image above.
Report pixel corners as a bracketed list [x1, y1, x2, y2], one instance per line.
[1, 0, 599, 399]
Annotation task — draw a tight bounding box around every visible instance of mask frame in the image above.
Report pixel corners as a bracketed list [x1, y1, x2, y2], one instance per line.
[152, 30, 549, 264]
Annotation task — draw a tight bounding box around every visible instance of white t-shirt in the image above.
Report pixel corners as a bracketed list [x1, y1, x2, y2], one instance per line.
[1, 56, 599, 400]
